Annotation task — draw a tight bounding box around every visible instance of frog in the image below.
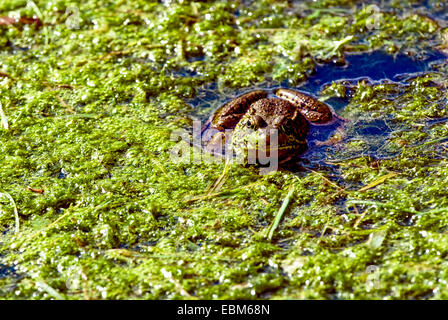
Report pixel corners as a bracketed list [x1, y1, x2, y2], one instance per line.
[200, 88, 336, 165]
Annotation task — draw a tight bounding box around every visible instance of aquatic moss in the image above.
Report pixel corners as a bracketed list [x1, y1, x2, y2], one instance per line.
[0, 0, 448, 300]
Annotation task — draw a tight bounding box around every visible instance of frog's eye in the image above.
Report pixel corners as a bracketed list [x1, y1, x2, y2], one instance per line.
[246, 118, 257, 129]
[246, 115, 266, 129]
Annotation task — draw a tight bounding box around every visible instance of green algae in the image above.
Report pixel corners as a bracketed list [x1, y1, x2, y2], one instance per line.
[0, 0, 448, 300]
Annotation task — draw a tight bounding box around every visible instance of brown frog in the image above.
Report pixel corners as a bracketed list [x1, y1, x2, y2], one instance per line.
[200, 88, 335, 164]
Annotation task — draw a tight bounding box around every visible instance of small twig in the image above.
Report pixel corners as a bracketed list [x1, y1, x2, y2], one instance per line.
[417, 137, 448, 149]
[0, 16, 42, 26]
[26, 209, 72, 239]
[357, 172, 399, 192]
[266, 184, 295, 241]
[206, 158, 231, 195]
[305, 167, 346, 193]
[42, 81, 74, 90]
[26, 186, 45, 194]
[318, 216, 330, 244]
[0, 17, 15, 25]
[352, 205, 367, 228]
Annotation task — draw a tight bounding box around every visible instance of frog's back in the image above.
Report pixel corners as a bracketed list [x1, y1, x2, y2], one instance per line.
[275, 88, 332, 124]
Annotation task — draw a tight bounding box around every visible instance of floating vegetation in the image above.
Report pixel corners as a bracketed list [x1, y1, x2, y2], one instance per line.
[0, 0, 447, 300]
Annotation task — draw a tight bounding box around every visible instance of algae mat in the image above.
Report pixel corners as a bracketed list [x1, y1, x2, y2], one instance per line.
[0, 0, 448, 299]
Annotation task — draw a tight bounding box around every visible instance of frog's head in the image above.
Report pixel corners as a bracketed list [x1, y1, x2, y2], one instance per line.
[230, 98, 309, 164]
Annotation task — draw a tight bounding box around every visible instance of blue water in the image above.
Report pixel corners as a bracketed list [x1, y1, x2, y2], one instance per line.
[0, 263, 17, 279]
[303, 50, 446, 92]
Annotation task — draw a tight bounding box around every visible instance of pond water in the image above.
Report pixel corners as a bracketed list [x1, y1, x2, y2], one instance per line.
[190, 49, 447, 167]
[0, 263, 18, 280]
